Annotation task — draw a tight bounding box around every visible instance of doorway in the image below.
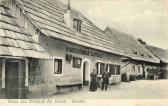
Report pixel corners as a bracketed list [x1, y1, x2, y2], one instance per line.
[5, 60, 25, 99]
[83, 61, 89, 86]
[142, 66, 146, 78]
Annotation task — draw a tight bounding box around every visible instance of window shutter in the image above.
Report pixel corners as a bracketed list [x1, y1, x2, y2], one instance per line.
[96, 62, 99, 75]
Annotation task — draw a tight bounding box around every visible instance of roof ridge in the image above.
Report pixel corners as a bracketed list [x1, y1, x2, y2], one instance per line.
[146, 44, 167, 51]
[15, 0, 43, 34]
[105, 26, 133, 38]
[104, 27, 160, 63]
[11, 0, 123, 55]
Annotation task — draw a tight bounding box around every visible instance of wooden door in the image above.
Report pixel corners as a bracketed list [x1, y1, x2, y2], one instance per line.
[5, 61, 25, 99]
[5, 62, 19, 99]
[83, 62, 86, 85]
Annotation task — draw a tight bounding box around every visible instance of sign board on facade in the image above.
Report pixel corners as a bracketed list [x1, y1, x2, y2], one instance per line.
[66, 46, 102, 58]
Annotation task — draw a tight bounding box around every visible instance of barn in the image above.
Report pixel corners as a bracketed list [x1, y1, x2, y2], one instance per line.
[0, 0, 50, 99]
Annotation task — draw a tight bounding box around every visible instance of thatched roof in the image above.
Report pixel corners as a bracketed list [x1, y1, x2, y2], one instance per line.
[15, 0, 124, 56]
[0, 5, 51, 59]
[144, 45, 168, 63]
[104, 27, 160, 63]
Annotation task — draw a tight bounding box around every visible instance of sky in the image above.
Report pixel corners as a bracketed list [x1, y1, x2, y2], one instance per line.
[62, 0, 168, 50]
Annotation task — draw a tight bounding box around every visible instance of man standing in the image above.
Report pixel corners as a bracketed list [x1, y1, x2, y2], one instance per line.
[101, 71, 111, 91]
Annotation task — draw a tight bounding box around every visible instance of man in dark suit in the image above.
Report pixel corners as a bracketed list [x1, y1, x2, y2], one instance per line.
[101, 71, 111, 91]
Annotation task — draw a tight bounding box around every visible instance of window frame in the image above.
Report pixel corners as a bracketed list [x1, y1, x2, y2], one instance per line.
[138, 65, 141, 73]
[73, 18, 82, 32]
[108, 64, 121, 75]
[116, 65, 121, 75]
[100, 63, 105, 75]
[96, 62, 105, 75]
[53, 57, 63, 76]
[132, 65, 136, 73]
[72, 57, 82, 68]
[106, 63, 110, 73]
[109, 64, 116, 75]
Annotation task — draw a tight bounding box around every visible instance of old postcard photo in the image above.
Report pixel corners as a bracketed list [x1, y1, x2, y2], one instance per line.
[0, 0, 168, 105]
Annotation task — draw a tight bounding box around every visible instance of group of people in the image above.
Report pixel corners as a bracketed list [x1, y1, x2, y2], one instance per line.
[146, 68, 161, 80]
[89, 69, 111, 91]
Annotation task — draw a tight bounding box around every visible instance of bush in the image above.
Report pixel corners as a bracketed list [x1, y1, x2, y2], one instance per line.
[129, 75, 136, 81]
[136, 75, 142, 80]
[121, 73, 128, 82]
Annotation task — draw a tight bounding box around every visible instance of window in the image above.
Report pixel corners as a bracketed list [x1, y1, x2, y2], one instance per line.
[141, 54, 144, 57]
[109, 64, 115, 75]
[73, 57, 82, 68]
[147, 55, 152, 58]
[35, 29, 40, 35]
[96, 62, 99, 74]
[138, 66, 141, 73]
[100, 63, 105, 74]
[73, 19, 82, 32]
[116, 65, 121, 75]
[132, 65, 136, 73]
[106, 64, 110, 73]
[54, 59, 62, 74]
[132, 50, 138, 55]
[96, 62, 105, 75]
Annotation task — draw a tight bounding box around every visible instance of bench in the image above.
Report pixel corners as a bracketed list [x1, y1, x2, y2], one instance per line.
[56, 83, 82, 94]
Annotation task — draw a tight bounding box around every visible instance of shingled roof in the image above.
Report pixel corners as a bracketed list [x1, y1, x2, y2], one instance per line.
[104, 27, 160, 63]
[14, 0, 124, 56]
[0, 4, 51, 59]
[144, 45, 168, 63]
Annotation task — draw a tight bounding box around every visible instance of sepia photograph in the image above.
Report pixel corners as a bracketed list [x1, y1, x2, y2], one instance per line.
[0, 0, 168, 105]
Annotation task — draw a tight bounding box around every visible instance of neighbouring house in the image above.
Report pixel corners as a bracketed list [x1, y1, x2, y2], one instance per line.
[144, 45, 168, 79]
[104, 27, 160, 81]
[0, 0, 51, 99]
[1, 0, 129, 98]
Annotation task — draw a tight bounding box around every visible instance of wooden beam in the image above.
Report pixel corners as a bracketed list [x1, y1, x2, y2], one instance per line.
[2, 58, 5, 88]
[0, 56, 25, 59]
[107, 64, 110, 73]
[121, 61, 131, 69]
[25, 59, 28, 87]
[98, 63, 100, 75]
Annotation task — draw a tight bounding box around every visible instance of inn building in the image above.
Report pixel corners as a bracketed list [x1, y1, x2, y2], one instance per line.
[0, 0, 126, 98]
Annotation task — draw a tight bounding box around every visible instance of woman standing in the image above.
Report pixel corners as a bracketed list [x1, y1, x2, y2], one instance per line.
[90, 69, 98, 91]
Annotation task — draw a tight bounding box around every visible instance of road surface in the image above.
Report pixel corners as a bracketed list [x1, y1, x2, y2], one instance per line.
[48, 80, 168, 99]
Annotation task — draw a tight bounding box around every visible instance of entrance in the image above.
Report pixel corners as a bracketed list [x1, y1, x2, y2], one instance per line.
[83, 61, 89, 86]
[5, 60, 25, 99]
[142, 66, 146, 78]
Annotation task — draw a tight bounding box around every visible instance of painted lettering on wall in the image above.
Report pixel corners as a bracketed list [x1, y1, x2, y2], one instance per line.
[66, 46, 102, 58]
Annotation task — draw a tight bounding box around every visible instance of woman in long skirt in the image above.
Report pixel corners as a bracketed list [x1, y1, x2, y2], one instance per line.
[90, 69, 98, 91]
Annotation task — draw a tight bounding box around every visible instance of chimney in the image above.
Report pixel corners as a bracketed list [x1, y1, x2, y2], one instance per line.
[104, 27, 112, 35]
[68, 0, 70, 10]
[64, 0, 73, 29]
[64, 0, 81, 30]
